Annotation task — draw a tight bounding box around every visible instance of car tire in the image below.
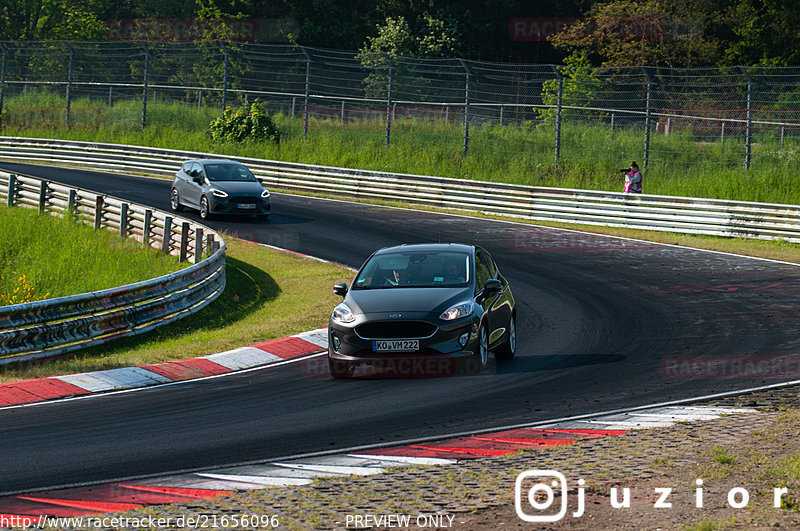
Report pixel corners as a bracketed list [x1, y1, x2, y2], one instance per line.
[199, 195, 210, 220]
[258, 213, 270, 221]
[473, 322, 489, 372]
[170, 188, 183, 212]
[329, 358, 355, 379]
[494, 313, 516, 361]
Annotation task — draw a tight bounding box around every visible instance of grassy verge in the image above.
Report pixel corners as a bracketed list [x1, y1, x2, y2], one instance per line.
[0, 204, 182, 303]
[0, 237, 350, 383]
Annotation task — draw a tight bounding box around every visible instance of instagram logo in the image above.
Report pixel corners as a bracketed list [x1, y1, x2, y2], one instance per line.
[515, 470, 585, 522]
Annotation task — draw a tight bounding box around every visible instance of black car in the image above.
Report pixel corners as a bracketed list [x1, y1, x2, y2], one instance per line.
[170, 159, 271, 220]
[328, 243, 516, 378]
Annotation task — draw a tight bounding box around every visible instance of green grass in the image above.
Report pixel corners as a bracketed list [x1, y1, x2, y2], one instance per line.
[4, 90, 800, 204]
[0, 237, 350, 382]
[0, 204, 182, 303]
[712, 446, 737, 466]
[681, 516, 737, 531]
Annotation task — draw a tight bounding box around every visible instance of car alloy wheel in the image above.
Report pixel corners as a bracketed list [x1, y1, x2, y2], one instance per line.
[170, 188, 183, 212]
[200, 196, 210, 220]
[495, 314, 516, 361]
[477, 323, 489, 369]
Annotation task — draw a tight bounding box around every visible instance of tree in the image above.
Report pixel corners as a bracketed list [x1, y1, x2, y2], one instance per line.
[278, 0, 382, 49]
[359, 16, 416, 56]
[356, 12, 462, 98]
[0, 0, 108, 41]
[358, 11, 462, 57]
[723, 0, 800, 66]
[539, 51, 601, 123]
[549, 0, 725, 67]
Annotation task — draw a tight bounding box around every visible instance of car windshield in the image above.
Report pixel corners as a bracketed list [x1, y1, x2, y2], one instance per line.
[353, 250, 471, 289]
[204, 163, 258, 182]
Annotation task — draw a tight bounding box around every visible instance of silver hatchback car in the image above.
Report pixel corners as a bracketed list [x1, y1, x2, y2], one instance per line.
[171, 159, 271, 220]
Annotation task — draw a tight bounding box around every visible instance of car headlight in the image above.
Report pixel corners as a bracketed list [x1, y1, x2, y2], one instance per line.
[332, 303, 356, 324]
[440, 302, 473, 321]
[211, 188, 228, 198]
[261, 189, 271, 199]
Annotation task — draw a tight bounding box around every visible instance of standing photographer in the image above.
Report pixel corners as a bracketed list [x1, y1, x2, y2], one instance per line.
[621, 162, 643, 193]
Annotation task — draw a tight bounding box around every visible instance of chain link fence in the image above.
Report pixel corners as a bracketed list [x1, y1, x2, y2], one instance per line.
[1, 41, 799, 171]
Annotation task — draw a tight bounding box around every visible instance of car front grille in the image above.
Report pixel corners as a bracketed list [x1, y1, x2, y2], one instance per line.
[355, 321, 438, 339]
[232, 197, 260, 205]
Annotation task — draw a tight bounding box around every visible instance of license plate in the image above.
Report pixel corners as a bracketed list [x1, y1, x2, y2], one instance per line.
[373, 339, 419, 352]
[237, 204, 256, 209]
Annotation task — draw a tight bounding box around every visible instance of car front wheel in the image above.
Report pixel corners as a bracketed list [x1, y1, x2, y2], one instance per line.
[170, 188, 183, 212]
[474, 323, 489, 372]
[199, 195, 210, 220]
[494, 313, 516, 361]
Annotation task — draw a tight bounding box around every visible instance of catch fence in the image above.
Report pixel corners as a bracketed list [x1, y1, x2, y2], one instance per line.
[1, 41, 800, 170]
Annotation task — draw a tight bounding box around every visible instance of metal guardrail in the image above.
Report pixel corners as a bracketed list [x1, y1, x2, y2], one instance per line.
[0, 166, 226, 364]
[1, 135, 800, 243]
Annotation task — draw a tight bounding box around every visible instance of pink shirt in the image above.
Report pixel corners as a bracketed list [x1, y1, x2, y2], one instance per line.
[624, 170, 642, 193]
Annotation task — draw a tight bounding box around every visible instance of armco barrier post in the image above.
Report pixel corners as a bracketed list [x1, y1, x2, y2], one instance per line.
[7, 174, 15, 207]
[67, 189, 76, 218]
[143, 209, 152, 248]
[38, 181, 48, 214]
[195, 227, 203, 264]
[206, 233, 214, 256]
[179, 221, 190, 262]
[94, 195, 104, 230]
[162, 216, 173, 254]
[120, 203, 129, 237]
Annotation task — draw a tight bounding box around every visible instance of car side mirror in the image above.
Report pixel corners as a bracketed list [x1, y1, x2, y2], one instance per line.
[483, 278, 502, 294]
[333, 282, 348, 297]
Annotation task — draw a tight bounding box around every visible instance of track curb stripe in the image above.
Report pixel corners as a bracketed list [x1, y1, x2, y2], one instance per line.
[251, 336, 323, 359]
[16, 497, 143, 513]
[141, 359, 231, 381]
[118, 485, 234, 499]
[0, 328, 329, 409]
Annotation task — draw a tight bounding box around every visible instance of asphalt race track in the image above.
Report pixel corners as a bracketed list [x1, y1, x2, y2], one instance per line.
[2, 161, 799, 495]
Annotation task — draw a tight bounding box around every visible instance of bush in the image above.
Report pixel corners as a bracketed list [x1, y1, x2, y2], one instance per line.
[209, 102, 281, 143]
